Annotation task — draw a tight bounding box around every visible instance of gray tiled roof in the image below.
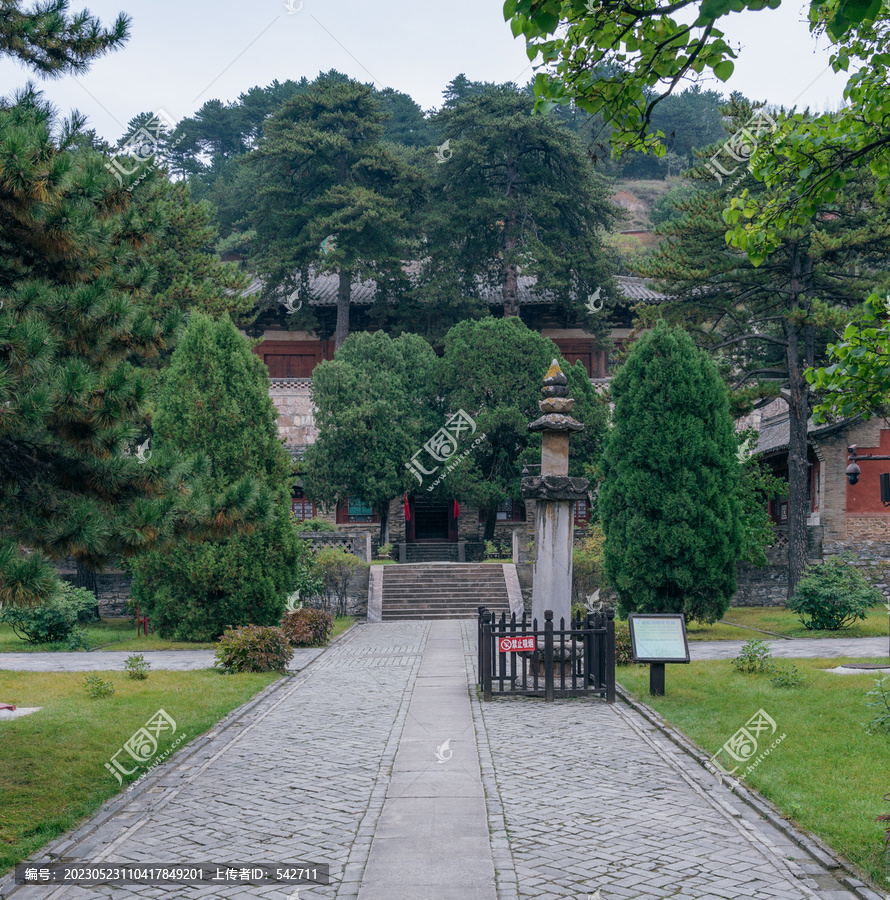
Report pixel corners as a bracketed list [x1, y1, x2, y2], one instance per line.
[755, 399, 860, 457]
[244, 272, 666, 307]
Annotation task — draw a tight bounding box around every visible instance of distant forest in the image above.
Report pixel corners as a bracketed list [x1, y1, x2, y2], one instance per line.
[98, 70, 751, 240]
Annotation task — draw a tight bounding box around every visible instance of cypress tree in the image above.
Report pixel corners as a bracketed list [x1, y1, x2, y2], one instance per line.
[130, 314, 311, 640]
[599, 322, 742, 623]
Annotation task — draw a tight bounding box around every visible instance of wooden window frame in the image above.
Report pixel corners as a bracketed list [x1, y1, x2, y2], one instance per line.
[336, 497, 381, 525]
[479, 501, 526, 524]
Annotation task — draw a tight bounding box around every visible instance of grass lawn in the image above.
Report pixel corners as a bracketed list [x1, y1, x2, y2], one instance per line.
[0, 620, 216, 653]
[680, 605, 890, 641]
[331, 615, 353, 639]
[0, 669, 279, 875]
[618, 658, 890, 889]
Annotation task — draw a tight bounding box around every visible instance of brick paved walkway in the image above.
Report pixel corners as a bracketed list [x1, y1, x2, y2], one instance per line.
[1, 635, 884, 675]
[1, 622, 875, 900]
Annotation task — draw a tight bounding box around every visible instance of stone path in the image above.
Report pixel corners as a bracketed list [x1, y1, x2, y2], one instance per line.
[0, 649, 322, 672]
[692, 637, 888, 660]
[1, 636, 885, 675]
[0, 622, 878, 900]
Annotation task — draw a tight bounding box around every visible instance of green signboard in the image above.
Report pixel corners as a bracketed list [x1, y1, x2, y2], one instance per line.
[628, 614, 690, 663]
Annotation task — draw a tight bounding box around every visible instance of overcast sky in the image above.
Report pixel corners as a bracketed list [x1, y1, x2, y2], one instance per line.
[0, 0, 849, 142]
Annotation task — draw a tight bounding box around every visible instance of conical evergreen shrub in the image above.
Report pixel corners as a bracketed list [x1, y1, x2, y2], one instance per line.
[130, 314, 311, 640]
[599, 322, 742, 623]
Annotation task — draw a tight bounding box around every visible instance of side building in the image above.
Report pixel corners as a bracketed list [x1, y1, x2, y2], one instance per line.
[736, 398, 890, 604]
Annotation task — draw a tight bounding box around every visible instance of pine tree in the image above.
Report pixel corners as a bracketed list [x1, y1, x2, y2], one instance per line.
[0, 4, 270, 606]
[0, 92, 262, 605]
[599, 322, 742, 623]
[129, 314, 311, 640]
[243, 74, 421, 349]
[425, 84, 617, 324]
[637, 99, 890, 595]
[0, 0, 128, 76]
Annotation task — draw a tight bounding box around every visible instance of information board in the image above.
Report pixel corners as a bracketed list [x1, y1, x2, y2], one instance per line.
[628, 614, 690, 663]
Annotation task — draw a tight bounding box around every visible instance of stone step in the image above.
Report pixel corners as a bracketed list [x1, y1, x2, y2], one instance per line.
[382, 611, 509, 620]
[383, 599, 506, 608]
[383, 582, 507, 588]
[383, 574, 505, 581]
[383, 582, 507, 597]
[383, 587, 509, 601]
[385, 568, 499, 572]
[380, 561, 512, 621]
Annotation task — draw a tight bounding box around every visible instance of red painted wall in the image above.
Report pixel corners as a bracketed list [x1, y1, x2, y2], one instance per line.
[846, 429, 890, 513]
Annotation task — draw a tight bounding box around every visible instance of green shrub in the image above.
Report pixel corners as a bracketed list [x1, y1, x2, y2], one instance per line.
[769, 663, 806, 688]
[280, 608, 334, 647]
[572, 525, 607, 607]
[313, 546, 367, 618]
[732, 638, 773, 673]
[66, 627, 90, 651]
[864, 676, 890, 735]
[61, 583, 100, 624]
[84, 674, 115, 699]
[376, 542, 393, 560]
[615, 622, 634, 666]
[125, 653, 150, 680]
[0, 583, 98, 644]
[294, 517, 337, 533]
[214, 625, 293, 673]
[570, 601, 588, 622]
[789, 554, 883, 630]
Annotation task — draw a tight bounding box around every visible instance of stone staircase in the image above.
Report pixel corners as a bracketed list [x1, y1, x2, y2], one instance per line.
[404, 542, 459, 563]
[381, 563, 512, 620]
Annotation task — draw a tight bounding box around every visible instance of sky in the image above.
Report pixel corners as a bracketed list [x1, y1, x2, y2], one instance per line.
[0, 0, 850, 143]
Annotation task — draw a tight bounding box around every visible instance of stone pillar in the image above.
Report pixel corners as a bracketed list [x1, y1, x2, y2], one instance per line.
[521, 360, 589, 627]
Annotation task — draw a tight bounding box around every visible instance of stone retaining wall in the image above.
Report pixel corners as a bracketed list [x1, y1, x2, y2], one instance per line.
[823, 539, 890, 599]
[57, 557, 131, 617]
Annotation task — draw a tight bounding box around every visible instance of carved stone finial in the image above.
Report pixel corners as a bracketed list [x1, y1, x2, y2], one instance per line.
[542, 359, 568, 387]
[529, 359, 583, 433]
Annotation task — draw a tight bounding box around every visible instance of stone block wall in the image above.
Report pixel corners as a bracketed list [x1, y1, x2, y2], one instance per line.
[57, 557, 131, 617]
[270, 379, 318, 446]
[822, 538, 890, 599]
[817, 418, 884, 545]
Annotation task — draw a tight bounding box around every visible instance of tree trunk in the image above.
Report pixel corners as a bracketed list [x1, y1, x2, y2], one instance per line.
[503, 258, 519, 317]
[785, 245, 812, 600]
[483, 507, 498, 542]
[501, 149, 520, 317]
[334, 269, 351, 350]
[502, 209, 520, 317]
[379, 504, 390, 546]
[74, 558, 101, 619]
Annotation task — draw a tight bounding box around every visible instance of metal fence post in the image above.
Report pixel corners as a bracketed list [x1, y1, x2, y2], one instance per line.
[605, 608, 616, 704]
[544, 610, 554, 702]
[477, 606, 486, 688]
[482, 611, 493, 701]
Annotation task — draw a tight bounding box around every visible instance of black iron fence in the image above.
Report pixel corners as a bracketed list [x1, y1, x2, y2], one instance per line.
[477, 607, 615, 702]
